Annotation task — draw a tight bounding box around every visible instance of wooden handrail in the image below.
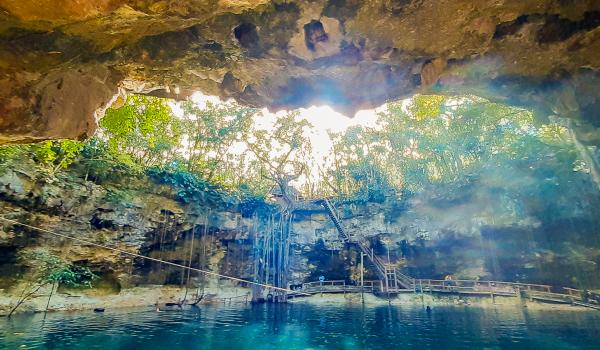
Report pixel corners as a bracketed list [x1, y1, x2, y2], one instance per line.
[563, 287, 582, 296]
[319, 198, 570, 295]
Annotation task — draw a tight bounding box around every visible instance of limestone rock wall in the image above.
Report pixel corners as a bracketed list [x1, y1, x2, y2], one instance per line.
[289, 184, 600, 288]
[1, 1, 600, 143]
[0, 160, 257, 296]
[1, 156, 599, 304]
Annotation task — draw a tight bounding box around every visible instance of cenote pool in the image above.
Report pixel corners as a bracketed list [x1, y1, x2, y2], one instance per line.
[1, 303, 600, 349]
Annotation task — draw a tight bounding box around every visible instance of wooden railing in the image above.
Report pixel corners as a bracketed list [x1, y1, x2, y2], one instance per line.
[411, 279, 552, 294]
[321, 199, 412, 290]
[560, 288, 600, 305]
[297, 278, 556, 296]
[563, 287, 583, 297]
[316, 198, 599, 309]
[218, 294, 250, 304]
[290, 279, 600, 310]
[302, 280, 347, 288]
[288, 280, 382, 296]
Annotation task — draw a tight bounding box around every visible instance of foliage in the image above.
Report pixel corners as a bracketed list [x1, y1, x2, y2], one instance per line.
[0, 145, 26, 174]
[104, 188, 134, 207]
[2, 93, 591, 213]
[32, 140, 84, 174]
[96, 97, 282, 201]
[147, 168, 227, 205]
[8, 249, 97, 317]
[245, 111, 313, 205]
[326, 125, 394, 202]
[0, 145, 25, 163]
[181, 100, 254, 182]
[78, 137, 143, 183]
[100, 95, 182, 168]
[0, 140, 83, 176]
[324, 94, 584, 201]
[411, 94, 447, 120]
[20, 249, 97, 288]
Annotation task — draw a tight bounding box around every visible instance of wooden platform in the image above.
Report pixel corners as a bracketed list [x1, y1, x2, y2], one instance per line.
[286, 279, 600, 310]
[288, 198, 600, 311]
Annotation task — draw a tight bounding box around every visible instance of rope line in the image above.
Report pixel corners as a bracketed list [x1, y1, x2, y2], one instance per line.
[0, 216, 308, 296]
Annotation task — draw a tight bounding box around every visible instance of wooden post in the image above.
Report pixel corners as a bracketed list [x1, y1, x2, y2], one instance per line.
[413, 279, 416, 294]
[44, 282, 56, 318]
[360, 252, 364, 303]
[488, 281, 495, 304]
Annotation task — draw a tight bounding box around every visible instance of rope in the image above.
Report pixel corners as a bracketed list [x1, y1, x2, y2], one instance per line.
[0, 216, 308, 296]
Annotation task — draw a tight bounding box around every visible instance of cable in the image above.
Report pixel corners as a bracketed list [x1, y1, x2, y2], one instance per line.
[0, 216, 308, 296]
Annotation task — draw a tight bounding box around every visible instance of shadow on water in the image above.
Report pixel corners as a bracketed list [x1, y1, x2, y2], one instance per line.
[1, 303, 600, 349]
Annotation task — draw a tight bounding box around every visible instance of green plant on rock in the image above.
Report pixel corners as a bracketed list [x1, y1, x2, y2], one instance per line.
[31, 140, 84, 175]
[147, 168, 225, 205]
[0, 145, 26, 174]
[0, 145, 24, 163]
[97, 233, 109, 244]
[104, 187, 134, 207]
[78, 137, 143, 183]
[8, 249, 97, 317]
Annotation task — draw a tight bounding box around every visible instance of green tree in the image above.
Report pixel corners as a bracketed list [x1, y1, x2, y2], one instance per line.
[8, 249, 97, 317]
[246, 112, 313, 206]
[99, 95, 182, 168]
[180, 101, 255, 184]
[77, 137, 143, 183]
[26, 140, 84, 175]
[323, 94, 586, 201]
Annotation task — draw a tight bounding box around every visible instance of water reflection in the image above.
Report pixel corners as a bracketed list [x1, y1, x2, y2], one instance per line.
[1, 303, 599, 349]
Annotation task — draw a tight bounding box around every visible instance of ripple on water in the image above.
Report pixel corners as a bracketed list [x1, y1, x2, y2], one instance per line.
[1, 304, 600, 349]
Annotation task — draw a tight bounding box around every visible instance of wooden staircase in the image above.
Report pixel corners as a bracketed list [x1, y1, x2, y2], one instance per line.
[320, 198, 414, 292]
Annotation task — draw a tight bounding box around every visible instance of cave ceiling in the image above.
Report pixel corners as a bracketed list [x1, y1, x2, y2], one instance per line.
[0, 0, 599, 143]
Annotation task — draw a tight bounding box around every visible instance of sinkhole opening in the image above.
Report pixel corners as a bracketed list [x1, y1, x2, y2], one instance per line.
[2, 91, 600, 309]
[304, 20, 329, 51]
[234, 22, 259, 48]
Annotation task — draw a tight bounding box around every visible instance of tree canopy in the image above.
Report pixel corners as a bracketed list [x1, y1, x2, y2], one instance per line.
[0, 94, 594, 209]
[322, 95, 589, 203]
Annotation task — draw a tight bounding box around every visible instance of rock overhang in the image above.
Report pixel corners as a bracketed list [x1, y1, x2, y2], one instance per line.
[0, 0, 599, 143]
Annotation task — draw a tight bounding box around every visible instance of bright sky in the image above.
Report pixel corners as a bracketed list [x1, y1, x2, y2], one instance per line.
[172, 92, 384, 187]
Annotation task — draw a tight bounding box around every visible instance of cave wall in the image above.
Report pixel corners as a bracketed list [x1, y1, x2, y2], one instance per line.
[289, 175, 600, 289]
[1, 0, 600, 143]
[0, 159, 258, 294]
[1, 151, 599, 300]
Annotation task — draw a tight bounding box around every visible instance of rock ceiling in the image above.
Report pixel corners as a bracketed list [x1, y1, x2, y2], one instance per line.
[0, 0, 599, 143]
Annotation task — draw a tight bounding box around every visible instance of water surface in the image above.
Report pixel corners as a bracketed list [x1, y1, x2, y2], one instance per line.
[1, 303, 599, 349]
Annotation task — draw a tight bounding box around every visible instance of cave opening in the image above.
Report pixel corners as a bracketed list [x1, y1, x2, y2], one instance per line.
[1, 1, 600, 343]
[233, 22, 259, 48]
[304, 19, 329, 51]
[2, 91, 599, 293]
[2, 89, 600, 346]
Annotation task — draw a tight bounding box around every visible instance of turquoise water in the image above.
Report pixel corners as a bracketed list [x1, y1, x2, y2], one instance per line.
[1, 303, 600, 349]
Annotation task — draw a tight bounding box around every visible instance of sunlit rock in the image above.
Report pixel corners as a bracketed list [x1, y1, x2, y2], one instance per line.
[0, 0, 599, 143]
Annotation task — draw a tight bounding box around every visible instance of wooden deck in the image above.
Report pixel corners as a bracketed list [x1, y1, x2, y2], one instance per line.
[289, 198, 600, 310]
[286, 279, 600, 310]
[287, 280, 379, 298]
